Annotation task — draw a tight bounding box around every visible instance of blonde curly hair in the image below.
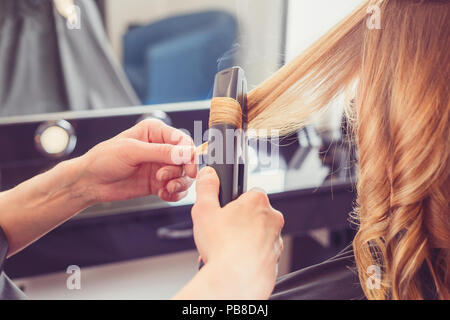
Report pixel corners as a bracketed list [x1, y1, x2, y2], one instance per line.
[246, 0, 449, 299]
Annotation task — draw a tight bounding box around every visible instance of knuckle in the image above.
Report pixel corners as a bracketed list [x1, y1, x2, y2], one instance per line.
[169, 129, 184, 144]
[255, 208, 284, 231]
[250, 190, 270, 206]
[273, 210, 285, 228]
[279, 237, 284, 252]
[255, 208, 271, 224]
[174, 129, 193, 145]
[141, 118, 163, 128]
[262, 207, 273, 216]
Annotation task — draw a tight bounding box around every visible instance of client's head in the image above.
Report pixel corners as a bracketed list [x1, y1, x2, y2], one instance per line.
[246, 0, 449, 299]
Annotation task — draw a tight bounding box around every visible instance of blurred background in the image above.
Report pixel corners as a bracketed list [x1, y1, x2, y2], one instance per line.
[0, 0, 363, 299]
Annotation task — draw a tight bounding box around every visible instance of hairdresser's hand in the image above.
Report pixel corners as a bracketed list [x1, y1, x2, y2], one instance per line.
[77, 119, 197, 203]
[189, 166, 284, 299]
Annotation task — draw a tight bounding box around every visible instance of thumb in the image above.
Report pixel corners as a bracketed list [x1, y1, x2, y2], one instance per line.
[192, 166, 220, 221]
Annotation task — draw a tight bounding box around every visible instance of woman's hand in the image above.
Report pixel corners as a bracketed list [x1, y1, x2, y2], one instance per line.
[0, 119, 197, 256]
[174, 166, 284, 300]
[77, 119, 197, 204]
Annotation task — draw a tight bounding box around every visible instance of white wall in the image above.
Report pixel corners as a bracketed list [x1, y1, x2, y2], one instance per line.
[286, 0, 363, 62]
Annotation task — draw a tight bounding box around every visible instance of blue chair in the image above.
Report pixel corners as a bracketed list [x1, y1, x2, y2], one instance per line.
[123, 11, 238, 104]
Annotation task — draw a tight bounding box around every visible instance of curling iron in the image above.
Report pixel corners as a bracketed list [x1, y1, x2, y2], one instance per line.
[207, 66, 248, 205]
[198, 66, 248, 268]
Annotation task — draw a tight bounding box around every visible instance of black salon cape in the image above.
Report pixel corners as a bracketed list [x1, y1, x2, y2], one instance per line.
[0, 227, 27, 300]
[271, 244, 365, 300]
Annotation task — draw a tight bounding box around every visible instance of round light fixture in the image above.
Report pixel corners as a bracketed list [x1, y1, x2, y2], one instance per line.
[35, 120, 77, 157]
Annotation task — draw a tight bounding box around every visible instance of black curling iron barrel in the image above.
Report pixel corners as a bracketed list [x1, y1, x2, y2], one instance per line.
[198, 67, 248, 269]
[207, 66, 248, 207]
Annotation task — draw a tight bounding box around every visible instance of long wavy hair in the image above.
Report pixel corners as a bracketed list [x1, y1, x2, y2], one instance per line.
[246, 0, 449, 299]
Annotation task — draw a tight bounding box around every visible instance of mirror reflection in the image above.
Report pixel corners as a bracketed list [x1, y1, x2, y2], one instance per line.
[0, 0, 286, 118]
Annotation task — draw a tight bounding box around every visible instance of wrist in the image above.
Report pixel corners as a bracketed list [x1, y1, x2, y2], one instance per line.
[0, 156, 97, 255]
[53, 156, 98, 208]
[203, 258, 272, 300]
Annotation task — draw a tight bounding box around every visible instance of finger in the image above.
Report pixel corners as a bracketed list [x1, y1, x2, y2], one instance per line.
[152, 123, 197, 177]
[170, 130, 197, 178]
[184, 162, 198, 179]
[192, 166, 220, 218]
[138, 120, 198, 177]
[156, 165, 184, 182]
[122, 139, 194, 165]
[157, 164, 197, 183]
[158, 189, 188, 202]
[142, 118, 192, 146]
[166, 176, 194, 194]
[123, 118, 194, 148]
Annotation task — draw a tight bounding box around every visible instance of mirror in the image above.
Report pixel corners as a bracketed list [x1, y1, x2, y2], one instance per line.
[0, 0, 360, 219]
[0, 0, 287, 120]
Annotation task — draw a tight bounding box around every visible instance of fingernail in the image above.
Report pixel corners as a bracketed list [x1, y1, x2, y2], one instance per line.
[158, 170, 169, 181]
[197, 166, 215, 178]
[159, 189, 169, 199]
[170, 146, 190, 164]
[177, 145, 194, 155]
[170, 182, 182, 193]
